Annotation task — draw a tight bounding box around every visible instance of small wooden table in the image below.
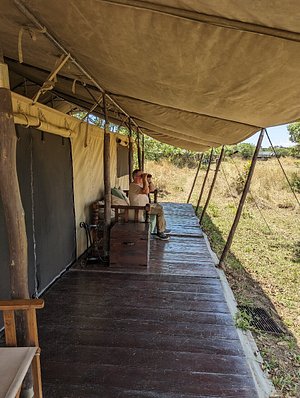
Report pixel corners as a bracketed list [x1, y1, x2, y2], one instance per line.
[0, 347, 37, 398]
[110, 222, 150, 267]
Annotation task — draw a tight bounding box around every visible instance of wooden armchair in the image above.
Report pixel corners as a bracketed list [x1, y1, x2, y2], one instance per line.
[0, 299, 44, 398]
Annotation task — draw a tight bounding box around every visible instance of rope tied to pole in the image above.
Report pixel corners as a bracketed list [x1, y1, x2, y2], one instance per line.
[228, 153, 272, 234]
[266, 129, 300, 207]
[187, 153, 203, 203]
[219, 129, 265, 267]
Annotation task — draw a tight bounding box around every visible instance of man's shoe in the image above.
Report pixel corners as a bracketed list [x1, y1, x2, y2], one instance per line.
[156, 232, 170, 241]
[164, 229, 172, 234]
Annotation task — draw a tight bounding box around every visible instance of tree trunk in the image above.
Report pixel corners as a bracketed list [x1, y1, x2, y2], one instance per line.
[0, 61, 32, 397]
[0, 63, 29, 299]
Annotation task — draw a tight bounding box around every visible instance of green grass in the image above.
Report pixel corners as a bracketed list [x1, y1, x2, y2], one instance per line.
[201, 202, 299, 337]
[199, 202, 300, 397]
[235, 310, 253, 331]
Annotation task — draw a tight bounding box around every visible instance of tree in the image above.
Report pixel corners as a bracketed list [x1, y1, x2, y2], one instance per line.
[287, 122, 300, 144]
[236, 143, 256, 159]
[287, 123, 300, 156]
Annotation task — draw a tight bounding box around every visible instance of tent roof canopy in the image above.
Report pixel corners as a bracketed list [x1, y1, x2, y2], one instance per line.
[1, 0, 300, 151]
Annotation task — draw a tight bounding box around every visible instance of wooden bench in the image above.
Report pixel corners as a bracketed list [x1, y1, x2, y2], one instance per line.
[92, 202, 151, 267]
[0, 299, 44, 398]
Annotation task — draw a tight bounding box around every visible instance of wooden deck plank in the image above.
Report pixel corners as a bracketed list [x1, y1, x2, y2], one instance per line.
[38, 203, 259, 397]
[43, 284, 227, 303]
[43, 382, 256, 398]
[39, 327, 245, 356]
[41, 362, 258, 397]
[39, 306, 234, 326]
[41, 346, 251, 375]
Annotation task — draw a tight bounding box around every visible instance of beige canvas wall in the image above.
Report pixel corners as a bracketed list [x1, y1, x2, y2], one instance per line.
[110, 137, 130, 192]
[71, 126, 104, 256]
[72, 128, 129, 257]
[12, 93, 129, 257]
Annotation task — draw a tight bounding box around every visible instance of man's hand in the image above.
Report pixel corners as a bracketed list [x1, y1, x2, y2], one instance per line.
[140, 173, 150, 194]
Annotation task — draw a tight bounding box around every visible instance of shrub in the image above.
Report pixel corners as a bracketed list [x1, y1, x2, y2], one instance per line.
[290, 172, 300, 193]
[235, 161, 251, 194]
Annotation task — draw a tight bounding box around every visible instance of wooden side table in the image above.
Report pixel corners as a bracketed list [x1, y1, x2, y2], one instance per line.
[0, 347, 38, 398]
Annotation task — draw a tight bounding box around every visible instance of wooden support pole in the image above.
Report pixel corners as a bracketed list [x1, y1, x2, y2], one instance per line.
[102, 93, 111, 257]
[0, 58, 33, 396]
[141, 134, 145, 170]
[0, 61, 29, 300]
[199, 146, 225, 224]
[187, 153, 203, 203]
[195, 148, 213, 213]
[219, 130, 264, 267]
[137, 130, 142, 169]
[128, 120, 133, 186]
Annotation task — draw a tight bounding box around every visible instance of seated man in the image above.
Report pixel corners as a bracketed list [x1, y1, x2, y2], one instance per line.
[129, 169, 170, 241]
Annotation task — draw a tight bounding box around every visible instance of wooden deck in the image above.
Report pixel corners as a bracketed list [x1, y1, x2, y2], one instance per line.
[38, 203, 259, 397]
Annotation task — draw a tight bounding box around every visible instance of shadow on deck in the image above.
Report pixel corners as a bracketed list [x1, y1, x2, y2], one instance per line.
[38, 203, 259, 397]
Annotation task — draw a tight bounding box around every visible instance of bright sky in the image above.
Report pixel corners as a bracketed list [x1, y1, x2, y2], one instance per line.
[243, 124, 294, 147]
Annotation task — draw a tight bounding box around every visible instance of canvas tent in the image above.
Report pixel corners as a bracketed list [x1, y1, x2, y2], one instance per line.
[1, 1, 300, 297]
[1, 0, 300, 152]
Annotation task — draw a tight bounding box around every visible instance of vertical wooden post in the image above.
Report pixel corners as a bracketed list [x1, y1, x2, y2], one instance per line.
[141, 133, 145, 170]
[187, 153, 203, 203]
[195, 148, 213, 213]
[0, 57, 33, 395]
[102, 93, 111, 257]
[0, 60, 29, 300]
[128, 120, 133, 186]
[219, 130, 264, 267]
[137, 130, 142, 169]
[200, 146, 225, 224]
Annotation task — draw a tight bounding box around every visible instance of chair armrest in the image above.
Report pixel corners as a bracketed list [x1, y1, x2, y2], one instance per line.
[0, 299, 44, 311]
[95, 204, 150, 223]
[148, 189, 158, 203]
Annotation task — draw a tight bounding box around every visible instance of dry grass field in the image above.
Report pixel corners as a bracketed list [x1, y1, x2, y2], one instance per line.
[146, 157, 300, 397]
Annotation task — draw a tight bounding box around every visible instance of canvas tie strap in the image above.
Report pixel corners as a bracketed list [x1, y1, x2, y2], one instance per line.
[32, 53, 70, 103]
[18, 26, 46, 64]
